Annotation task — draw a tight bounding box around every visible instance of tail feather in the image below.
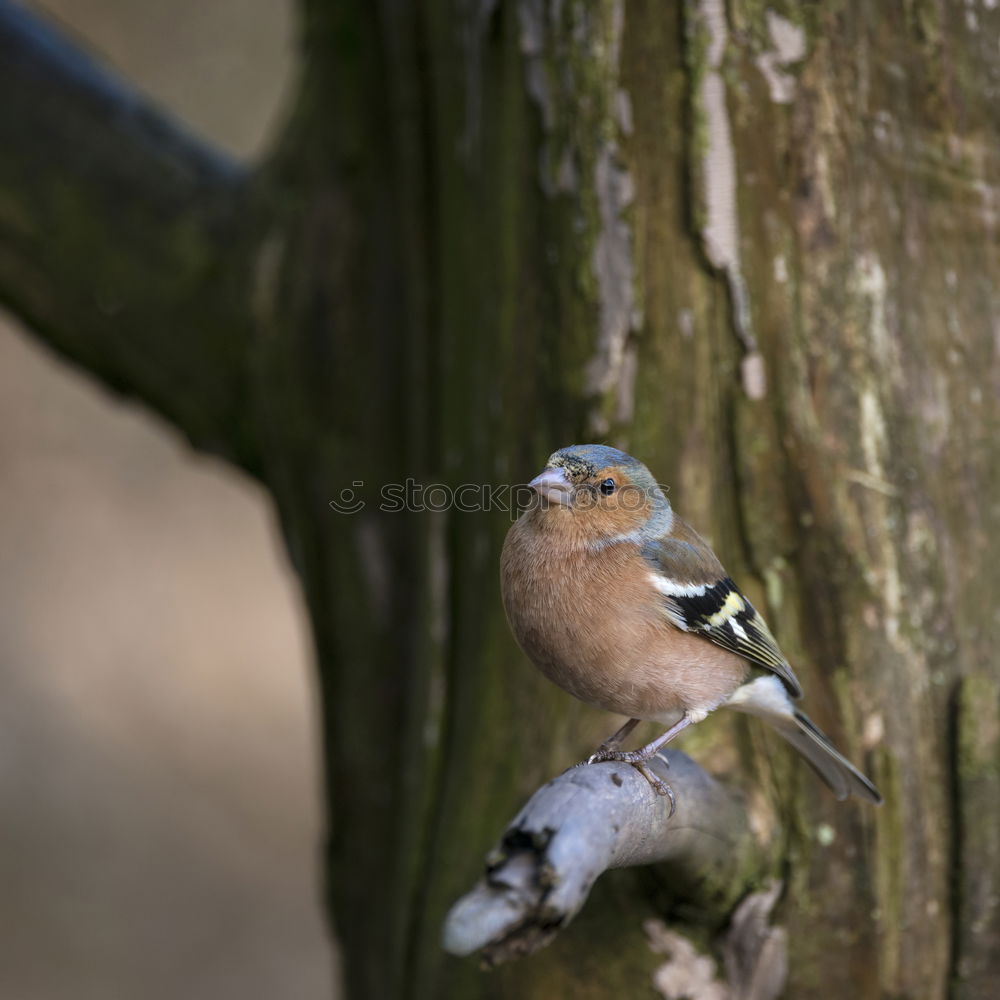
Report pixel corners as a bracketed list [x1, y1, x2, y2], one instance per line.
[726, 675, 882, 804]
[776, 710, 882, 804]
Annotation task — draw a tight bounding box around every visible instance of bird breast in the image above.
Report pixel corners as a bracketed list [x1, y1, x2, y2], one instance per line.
[500, 516, 747, 722]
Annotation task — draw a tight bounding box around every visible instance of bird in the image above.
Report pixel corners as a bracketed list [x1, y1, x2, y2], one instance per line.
[500, 444, 881, 807]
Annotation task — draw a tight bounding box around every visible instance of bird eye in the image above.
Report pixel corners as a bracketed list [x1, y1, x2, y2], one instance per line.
[600, 478, 616, 495]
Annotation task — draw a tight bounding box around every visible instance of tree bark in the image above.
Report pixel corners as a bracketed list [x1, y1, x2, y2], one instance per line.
[0, 0, 256, 467]
[2, 2, 1000, 999]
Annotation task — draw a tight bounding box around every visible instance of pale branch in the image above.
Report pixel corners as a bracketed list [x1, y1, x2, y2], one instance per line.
[0, 0, 258, 467]
[443, 750, 760, 965]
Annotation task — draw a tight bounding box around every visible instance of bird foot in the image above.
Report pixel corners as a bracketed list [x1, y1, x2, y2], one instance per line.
[587, 745, 665, 765]
[583, 754, 675, 813]
[634, 762, 676, 814]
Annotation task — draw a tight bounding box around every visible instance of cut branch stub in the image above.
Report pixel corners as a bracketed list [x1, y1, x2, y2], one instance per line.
[443, 750, 760, 965]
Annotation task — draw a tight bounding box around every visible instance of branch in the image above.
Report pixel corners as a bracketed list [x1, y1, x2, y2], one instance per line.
[0, 1, 257, 466]
[443, 750, 760, 965]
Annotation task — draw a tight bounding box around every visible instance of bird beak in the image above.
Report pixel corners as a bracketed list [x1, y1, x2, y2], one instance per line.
[528, 467, 574, 506]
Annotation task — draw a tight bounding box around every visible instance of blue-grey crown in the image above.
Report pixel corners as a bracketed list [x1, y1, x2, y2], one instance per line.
[548, 444, 643, 475]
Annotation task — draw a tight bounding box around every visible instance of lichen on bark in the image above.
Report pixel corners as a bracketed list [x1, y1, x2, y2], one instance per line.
[518, 0, 642, 432]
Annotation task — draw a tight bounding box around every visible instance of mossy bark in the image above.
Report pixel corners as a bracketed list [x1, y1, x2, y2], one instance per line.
[2, 1, 999, 998]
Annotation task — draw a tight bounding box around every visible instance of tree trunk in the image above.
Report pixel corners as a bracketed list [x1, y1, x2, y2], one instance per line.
[2, 2, 999, 998]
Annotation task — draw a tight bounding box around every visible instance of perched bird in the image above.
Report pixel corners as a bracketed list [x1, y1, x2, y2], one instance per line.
[501, 444, 881, 806]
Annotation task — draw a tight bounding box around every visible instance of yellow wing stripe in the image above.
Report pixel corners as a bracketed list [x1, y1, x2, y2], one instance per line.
[704, 590, 746, 627]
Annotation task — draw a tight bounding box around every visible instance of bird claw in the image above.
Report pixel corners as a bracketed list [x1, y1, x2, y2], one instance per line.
[588, 746, 671, 767]
[634, 762, 675, 814]
[583, 755, 676, 814]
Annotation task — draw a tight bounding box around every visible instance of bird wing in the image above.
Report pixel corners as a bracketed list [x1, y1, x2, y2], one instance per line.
[642, 535, 803, 699]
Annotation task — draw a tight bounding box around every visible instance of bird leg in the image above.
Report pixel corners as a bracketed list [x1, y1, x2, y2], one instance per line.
[590, 715, 693, 764]
[587, 715, 694, 804]
[590, 717, 640, 757]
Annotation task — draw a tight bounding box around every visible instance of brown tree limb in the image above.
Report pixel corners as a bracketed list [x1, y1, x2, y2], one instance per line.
[0, 0, 257, 467]
[443, 750, 762, 965]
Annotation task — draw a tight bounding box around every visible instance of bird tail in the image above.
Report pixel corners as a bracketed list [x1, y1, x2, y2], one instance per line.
[727, 675, 881, 803]
[772, 709, 882, 804]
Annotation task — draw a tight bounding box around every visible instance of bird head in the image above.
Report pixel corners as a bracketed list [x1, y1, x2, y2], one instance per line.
[525, 444, 671, 542]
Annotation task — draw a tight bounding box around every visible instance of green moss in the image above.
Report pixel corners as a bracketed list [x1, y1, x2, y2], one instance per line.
[871, 747, 905, 978]
[534, 0, 625, 198]
[683, 0, 712, 237]
[521, 0, 643, 427]
[956, 673, 1000, 784]
[906, 0, 944, 49]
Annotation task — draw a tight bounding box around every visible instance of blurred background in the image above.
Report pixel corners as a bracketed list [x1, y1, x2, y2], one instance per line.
[0, 2, 337, 997]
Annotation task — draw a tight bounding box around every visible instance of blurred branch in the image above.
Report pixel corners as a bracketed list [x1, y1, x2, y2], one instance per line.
[0, 0, 259, 467]
[443, 751, 763, 965]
